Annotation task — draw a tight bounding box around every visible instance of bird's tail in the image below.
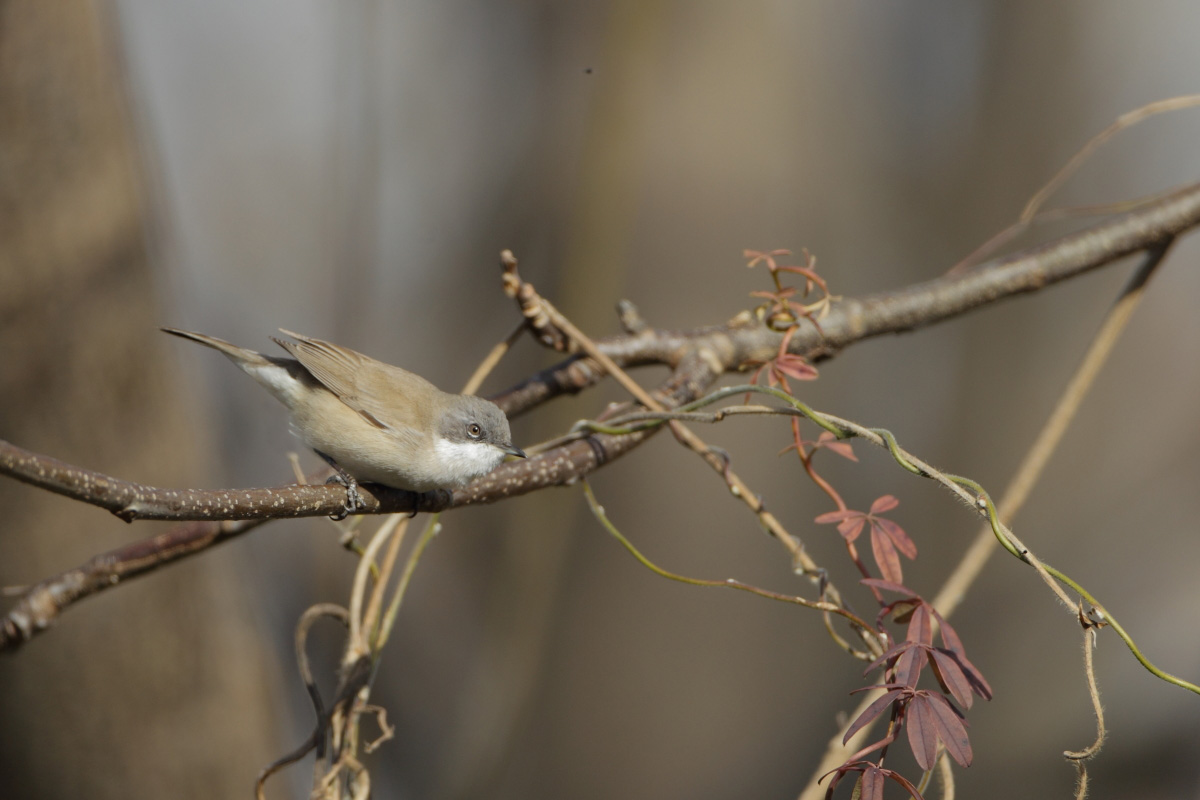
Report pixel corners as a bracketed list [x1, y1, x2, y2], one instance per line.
[161, 327, 272, 367]
[162, 327, 308, 408]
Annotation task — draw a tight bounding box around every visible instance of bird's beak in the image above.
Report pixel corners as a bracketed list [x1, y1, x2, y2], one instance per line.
[500, 443, 527, 459]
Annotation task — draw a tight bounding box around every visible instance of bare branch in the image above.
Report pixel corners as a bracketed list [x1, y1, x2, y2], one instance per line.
[493, 179, 1200, 417]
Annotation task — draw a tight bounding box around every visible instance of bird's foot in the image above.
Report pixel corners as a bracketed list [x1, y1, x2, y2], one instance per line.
[325, 472, 367, 519]
[315, 450, 368, 519]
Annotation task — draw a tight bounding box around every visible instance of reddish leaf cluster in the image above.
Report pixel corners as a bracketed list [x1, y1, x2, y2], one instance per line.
[780, 430, 857, 462]
[847, 583, 992, 772]
[744, 248, 834, 368]
[745, 325, 819, 397]
[815, 496, 917, 583]
[744, 247, 829, 296]
[742, 248, 991, 795]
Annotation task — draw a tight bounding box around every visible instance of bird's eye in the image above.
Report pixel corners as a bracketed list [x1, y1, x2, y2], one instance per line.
[467, 423, 483, 438]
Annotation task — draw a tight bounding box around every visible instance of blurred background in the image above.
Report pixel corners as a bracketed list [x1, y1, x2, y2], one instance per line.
[2, 1, 1199, 798]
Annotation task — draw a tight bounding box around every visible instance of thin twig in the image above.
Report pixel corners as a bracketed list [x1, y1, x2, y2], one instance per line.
[1022, 96, 1200, 223]
[949, 94, 1200, 271]
[462, 321, 526, 396]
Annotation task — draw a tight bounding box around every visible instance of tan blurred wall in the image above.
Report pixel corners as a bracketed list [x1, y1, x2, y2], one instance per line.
[0, 2, 283, 797]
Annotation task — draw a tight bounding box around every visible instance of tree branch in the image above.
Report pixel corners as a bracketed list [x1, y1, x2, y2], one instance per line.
[3, 178, 1199, 652]
[493, 179, 1200, 416]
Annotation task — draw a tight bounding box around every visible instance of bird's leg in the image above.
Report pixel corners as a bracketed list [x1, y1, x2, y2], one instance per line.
[314, 451, 366, 518]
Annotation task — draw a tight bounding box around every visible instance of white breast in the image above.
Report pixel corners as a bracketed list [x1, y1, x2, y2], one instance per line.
[432, 438, 506, 487]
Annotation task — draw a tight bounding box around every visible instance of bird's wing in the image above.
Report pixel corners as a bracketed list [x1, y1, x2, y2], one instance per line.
[272, 330, 434, 432]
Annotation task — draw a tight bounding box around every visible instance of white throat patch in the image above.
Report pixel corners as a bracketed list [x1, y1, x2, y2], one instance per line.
[433, 437, 506, 486]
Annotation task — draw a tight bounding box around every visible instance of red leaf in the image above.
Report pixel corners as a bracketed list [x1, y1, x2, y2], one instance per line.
[870, 495, 899, 514]
[871, 525, 903, 583]
[894, 645, 923, 687]
[815, 432, 858, 461]
[863, 641, 910, 676]
[744, 248, 790, 270]
[859, 765, 886, 800]
[883, 769, 926, 799]
[905, 695, 939, 771]
[821, 763, 862, 799]
[839, 517, 867, 542]
[932, 616, 993, 700]
[814, 509, 857, 524]
[930, 649, 975, 709]
[958, 652, 994, 701]
[775, 362, 819, 382]
[843, 689, 903, 745]
[932, 610, 962, 651]
[860, 578, 916, 596]
[776, 264, 828, 290]
[889, 601, 920, 625]
[775, 355, 819, 381]
[927, 693, 973, 767]
[906, 604, 932, 647]
[875, 517, 918, 559]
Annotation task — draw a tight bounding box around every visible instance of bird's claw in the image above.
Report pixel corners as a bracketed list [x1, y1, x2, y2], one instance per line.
[325, 473, 367, 519]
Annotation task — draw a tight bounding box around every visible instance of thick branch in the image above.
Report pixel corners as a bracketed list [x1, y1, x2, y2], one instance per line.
[0, 428, 659, 522]
[1, 518, 267, 647]
[493, 180, 1200, 417]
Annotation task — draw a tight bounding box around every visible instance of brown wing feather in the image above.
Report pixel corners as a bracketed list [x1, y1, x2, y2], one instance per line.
[272, 330, 436, 432]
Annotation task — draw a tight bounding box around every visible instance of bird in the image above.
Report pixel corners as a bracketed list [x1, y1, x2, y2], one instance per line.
[162, 328, 525, 511]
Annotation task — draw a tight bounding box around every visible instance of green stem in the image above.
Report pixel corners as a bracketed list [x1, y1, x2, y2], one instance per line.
[575, 383, 1200, 697]
[581, 480, 876, 634]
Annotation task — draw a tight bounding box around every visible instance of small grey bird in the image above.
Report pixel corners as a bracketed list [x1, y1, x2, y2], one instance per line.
[163, 328, 524, 508]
